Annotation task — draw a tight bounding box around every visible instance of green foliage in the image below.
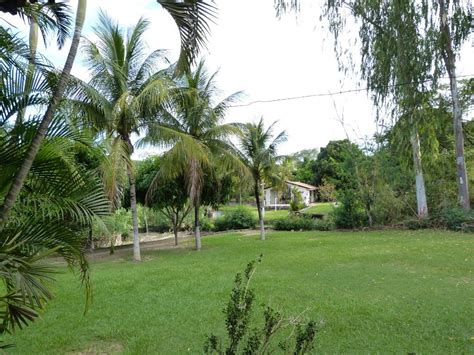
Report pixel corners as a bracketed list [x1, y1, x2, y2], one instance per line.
[433, 207, 474, 232]
[312, 140, 362, 189]
[0, 117, 110, 334]
[274, 215, 334, 231]
[214, 206, 257, 231]
[204, 257, 317, 354]
[290, 188, 305, 212]
[331, 190, 367, 229]
[316, 179, 337, 202]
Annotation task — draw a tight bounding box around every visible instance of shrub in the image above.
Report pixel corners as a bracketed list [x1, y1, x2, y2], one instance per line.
[214, 206, 257, 231]
[204, 257, 317, 354]
[403, 217, 431, 230]
[200, 215, 215, 232]
[433, 207, 474, 232]
[290, 188, 306, 212]
[332, 189, 367, 229]
[317, 179, 337, 202]
[273, 215, 334, 231]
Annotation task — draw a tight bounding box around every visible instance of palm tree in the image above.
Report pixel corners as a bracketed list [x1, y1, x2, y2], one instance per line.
[238, 118, 287, 240]
[0, 0, 217, 232]
[70, 11, 178, 261]
[0, 114, 110, 335]
[144, 61, 244, 250]
[0, 0, 87, 229]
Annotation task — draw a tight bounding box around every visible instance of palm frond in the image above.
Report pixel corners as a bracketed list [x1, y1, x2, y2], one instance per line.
[158, 0, 217, 73]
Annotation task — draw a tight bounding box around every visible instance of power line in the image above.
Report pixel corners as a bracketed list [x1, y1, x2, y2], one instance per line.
[229, 74, 474, 108]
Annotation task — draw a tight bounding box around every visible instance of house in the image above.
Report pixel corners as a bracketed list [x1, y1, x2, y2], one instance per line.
[264, 181, 317, 209]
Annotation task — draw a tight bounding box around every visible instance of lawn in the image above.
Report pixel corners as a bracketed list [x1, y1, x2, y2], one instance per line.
[4, 230, 473, 354]
[302, 202, 335, 215]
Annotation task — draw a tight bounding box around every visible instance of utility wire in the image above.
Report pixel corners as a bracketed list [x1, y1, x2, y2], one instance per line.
[229, 74, 474, 108]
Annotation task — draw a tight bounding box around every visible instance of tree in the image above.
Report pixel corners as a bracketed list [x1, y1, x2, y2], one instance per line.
[0, 0, 87, 228]
[135, 156, 191, 246]
[312, 139, 361, 190]
[238, 118, 287, 240]
[145, 61, 244, 250]
[0, 115, 110, 335]
[69, 11, 178, 261]
[275, 0, 472, 211]
[0, 0, 217, 232]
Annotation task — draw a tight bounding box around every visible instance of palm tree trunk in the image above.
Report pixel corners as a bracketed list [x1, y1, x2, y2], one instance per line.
[172, 212, 179, 246]
[254, 181, 265, 240]
[411, 130, 428, 219]
[128, 164, 141, 262]
[439, 0, 470, 210]
[194, 203, 201, 250]
[15, 18, 38, 128]
[0, 0, 87, 228]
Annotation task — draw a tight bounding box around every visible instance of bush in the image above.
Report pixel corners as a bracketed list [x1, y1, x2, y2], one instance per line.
[200, 215, 215, 232]
[433, 207, 474, 232]
[273, 215, 334, 231]
[331, 189, 367, 229]
[290, 188, 305, 212]
[214, 206, 257, 231]
[204, 257, 317, 354]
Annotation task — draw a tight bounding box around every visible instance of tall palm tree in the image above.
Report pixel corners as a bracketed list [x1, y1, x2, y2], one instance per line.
[144, 61, 244, 250]
[0, 114, 110, 335]
[238, 118, 287, 240]
[0, 0, 216, 232]
[70, 11, 177, 261]
[0, 0, 87, 229]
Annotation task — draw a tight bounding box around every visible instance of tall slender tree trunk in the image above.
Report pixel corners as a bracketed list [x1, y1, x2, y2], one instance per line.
[172, 212, 179, 246]
[254, 180, 265, 241]
[15, 18, 38, 128]
[194, 203, 201, 250]
[411, 130, 428, 219]
[439, 0, 470, 210]
[0, 0, 87, 228]
[128, 163, 141, 262]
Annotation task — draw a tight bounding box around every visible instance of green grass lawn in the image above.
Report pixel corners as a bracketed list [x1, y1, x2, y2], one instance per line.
[5, 230, 473, 354]
[302, 202, 335, 215]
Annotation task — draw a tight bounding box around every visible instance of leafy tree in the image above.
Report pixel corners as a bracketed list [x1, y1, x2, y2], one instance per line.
[135, 156, 190, 245]
[312, 139, 362, 190]
[145, 61, 244, 250]
[275, 0, 473, 211]
[238, 118, 287, 240]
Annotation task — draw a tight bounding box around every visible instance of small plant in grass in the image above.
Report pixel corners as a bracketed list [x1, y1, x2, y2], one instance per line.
[204, 256, 317, 354]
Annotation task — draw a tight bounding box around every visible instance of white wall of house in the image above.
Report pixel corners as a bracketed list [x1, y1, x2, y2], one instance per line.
[264, 183, 314, 207]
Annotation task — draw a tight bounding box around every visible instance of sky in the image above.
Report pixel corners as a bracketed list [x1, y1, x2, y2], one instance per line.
[2, 0, 474, 158]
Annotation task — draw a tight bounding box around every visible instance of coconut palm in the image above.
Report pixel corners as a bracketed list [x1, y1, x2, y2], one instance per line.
[0, 0, 87, 228]
[143, 61, 244, 250]
[0, 114, 110, 335]
[238, 118, 287, 240]
[69, 11, 179, 261]
[0, 0, 216, 232]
